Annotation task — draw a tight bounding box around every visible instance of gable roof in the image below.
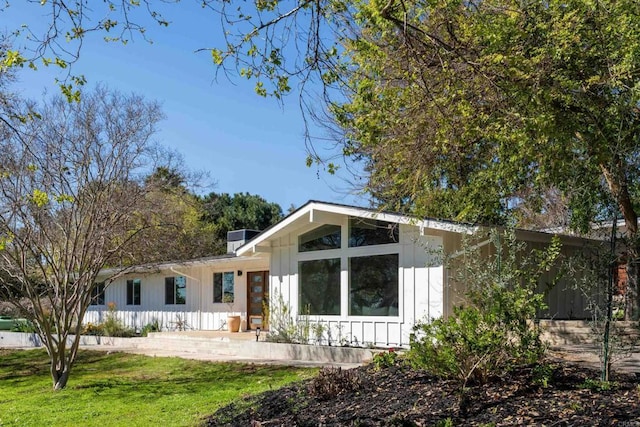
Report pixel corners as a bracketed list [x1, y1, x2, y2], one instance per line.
[235, 200, 478, 256]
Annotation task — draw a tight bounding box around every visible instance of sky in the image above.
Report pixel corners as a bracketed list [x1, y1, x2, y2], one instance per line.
[3, 1, 365, 211]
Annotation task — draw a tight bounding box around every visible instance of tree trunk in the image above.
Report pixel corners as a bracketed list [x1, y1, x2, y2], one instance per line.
[53, 369, 70, 390]
[44, 332, 78, 390]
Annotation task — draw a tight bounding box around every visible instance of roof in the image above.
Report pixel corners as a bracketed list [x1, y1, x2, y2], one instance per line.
[236, 200, 479, 256]
[99, 253, 263, 277]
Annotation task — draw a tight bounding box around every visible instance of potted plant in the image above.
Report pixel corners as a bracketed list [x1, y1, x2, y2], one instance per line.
[223, 294, 241, 333]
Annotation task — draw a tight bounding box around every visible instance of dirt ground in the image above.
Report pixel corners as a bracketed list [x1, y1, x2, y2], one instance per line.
[204, 355, 640, 427]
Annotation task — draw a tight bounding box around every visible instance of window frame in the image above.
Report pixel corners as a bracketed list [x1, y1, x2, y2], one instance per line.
[165, 276, 186, 305]
[90, 282, 105, 306]
[126, 278, 141, 306]
[295, 218, 402, 319]
[298, 258, 341, 316]
[348, 253, 399, 317]
[213, 271, 235, 303]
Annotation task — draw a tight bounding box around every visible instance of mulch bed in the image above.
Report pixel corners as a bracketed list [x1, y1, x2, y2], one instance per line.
[204, 358, 640, 426]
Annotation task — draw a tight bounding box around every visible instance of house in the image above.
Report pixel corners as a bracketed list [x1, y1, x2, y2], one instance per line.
[87, 201, 594, 346]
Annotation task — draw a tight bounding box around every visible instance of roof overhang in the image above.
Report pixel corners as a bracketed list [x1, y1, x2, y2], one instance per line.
[236, 201, 478, 256]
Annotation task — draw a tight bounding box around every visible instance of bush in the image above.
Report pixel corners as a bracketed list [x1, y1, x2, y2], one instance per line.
[408, 228, 559, 384]
[372, 348, 399, 370]
[11, 319, 36, 333]
[82, 322, 104, 336]
[101, 302, 135, 337]
[265, 293, 311, 344]
[140, 318, 162, 337]
[307, 367, 362, 400]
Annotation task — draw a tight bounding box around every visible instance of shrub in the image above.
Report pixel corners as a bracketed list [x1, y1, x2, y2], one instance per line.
[265, 293, 311, 344]
[101, 302, 135, 337]
[408, 228, 559, 385]
[372, 348, 399, 370]
[140, 318, 162, 337]
[82, 322, 104, 336]
[11, 319, 36, 333]
[307, 367, 362, 400]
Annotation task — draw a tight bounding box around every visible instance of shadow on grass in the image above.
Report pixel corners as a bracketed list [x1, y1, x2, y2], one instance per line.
[0, 348, 312, 398]
[71, 355, 304, 399]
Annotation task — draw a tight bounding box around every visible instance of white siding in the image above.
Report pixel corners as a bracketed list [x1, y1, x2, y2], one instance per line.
[267, 219, 445, 347]
[85, 257, 268, 331]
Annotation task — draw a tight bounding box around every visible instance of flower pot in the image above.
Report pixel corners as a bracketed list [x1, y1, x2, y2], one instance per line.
[227, 315, 241, 333]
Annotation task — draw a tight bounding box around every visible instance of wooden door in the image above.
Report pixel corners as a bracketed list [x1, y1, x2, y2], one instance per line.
[247, 271, 269, 330]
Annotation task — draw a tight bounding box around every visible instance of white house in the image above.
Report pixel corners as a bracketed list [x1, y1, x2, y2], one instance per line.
[86, 201, 594, 346]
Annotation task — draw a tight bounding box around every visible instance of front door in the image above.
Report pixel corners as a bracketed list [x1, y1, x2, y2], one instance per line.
[247, 271, 269, 330]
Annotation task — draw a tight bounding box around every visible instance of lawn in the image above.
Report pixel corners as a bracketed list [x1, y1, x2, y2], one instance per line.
[0, 349, 316, 427]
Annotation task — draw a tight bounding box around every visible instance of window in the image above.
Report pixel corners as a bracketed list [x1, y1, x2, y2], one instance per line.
[90, 283, 105, 306]
[349, 218, 399, 247]
[213, 271, 235, 303]
[165, 276, 186, 305]
[299, 224, 341, 252]
[299, 258, 341, 315]
[126, 279, 141, 305]
[349, 254, 398, 316]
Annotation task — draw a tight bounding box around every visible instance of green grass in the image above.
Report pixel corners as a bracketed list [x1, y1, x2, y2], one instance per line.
[0, 349, 316, 426]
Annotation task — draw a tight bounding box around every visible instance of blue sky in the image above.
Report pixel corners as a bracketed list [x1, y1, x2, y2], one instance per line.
[4, 1, 364, 211]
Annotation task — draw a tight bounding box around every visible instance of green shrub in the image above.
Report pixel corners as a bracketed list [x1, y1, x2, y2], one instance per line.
[140, 318, 162, 337]
[372, 348, 399, 370]
[11, 319, 36, 333]
[101, 302, 135, 337]
[408, 228, 559, 384]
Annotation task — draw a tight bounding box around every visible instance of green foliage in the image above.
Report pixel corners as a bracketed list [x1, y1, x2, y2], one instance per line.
[434, 419, 454, 427]
[101, 303, 135, 338]
[266, 293, 312, 344]
[580, 378, 614, 392]
[371, 348, 398, 370]
[408, 229, 558, 384]
[332, 0, 640, 233]
[140, 318, 162, 337]
[10, 319, 35, 333]
[200, 192, 283, 254]
[532, 363, 554, 388]
[0, 348, 315, 426]
[81, 322, 104, 336]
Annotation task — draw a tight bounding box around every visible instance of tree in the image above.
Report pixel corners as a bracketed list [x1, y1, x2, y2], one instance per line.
[0, 85, 167, 390]
[140, 167, 223, 261]
[5, 1, 640, 316]
[330, 0, 640, 317]
[200, 192, 283, 254]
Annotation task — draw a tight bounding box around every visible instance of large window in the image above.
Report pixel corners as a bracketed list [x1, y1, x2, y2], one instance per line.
[126, 279, 141, 306]
[299, 224, 341, 252]
[349, 218, 399, 247]
[349, 254, 399, 316]
[213, 271, 235, 303]
[165, 276, 186, 305]
[90, 282, 105, 306]
[299, 258, 341, 315]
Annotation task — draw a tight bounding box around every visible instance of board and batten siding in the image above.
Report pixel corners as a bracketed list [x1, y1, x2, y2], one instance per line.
[85, 257, 268, 331]
[268, 220, 444, 347]
[439, 231, 594, 320]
